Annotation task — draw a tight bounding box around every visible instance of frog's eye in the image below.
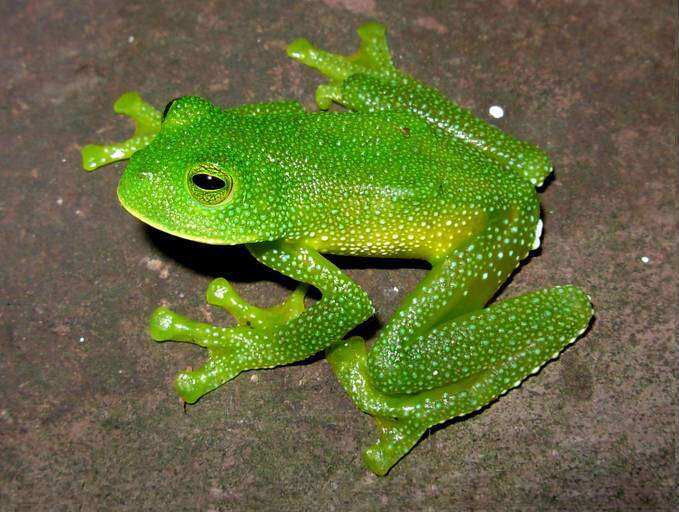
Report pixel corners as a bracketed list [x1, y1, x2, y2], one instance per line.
[187, 163, 233, 206]
[192, 173, 225, 190]
[162, 98, 179, 120]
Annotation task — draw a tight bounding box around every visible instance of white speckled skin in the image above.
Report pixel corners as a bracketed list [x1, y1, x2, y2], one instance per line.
[83, 23, 594, 476]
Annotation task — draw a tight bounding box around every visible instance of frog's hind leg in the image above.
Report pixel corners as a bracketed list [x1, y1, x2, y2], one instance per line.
[288, 23, 553, 186]
[287, 22, 396, 109]
[327, 286, 593, 475]
[326, 213, 593, 474]
[81, 92, 161, 171]
[368, 212, 543, 396]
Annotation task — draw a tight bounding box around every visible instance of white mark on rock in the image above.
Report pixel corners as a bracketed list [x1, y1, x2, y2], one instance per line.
[142, 256, 170, 279]
[640, 256, 650, 264]
[489, 105, 504, 119]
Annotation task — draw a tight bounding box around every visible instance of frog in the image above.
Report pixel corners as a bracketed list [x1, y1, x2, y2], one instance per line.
[82, 22, 593, 475]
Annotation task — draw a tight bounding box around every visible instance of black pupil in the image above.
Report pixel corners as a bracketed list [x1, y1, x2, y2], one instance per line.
[162, 99, 178, 120]
[192, 173, 225, 191]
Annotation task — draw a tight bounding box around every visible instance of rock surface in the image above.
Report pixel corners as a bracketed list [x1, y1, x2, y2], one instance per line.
[1, 1, 676, 510]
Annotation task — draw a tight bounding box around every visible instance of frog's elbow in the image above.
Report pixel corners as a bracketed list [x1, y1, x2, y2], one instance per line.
[520, 149, 553, 187]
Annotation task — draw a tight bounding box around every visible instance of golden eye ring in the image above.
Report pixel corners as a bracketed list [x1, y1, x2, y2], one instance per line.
[186, 163, 233, 206]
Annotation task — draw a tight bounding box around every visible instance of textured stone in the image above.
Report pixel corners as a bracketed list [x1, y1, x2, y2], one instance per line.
[0, 1, 676, 510]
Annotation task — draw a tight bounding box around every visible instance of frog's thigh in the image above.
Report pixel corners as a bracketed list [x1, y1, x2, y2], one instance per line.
[368, 217, 532, 395]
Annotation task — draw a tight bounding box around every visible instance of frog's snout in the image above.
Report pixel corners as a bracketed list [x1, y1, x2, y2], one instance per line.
[115, 164, 156, 223]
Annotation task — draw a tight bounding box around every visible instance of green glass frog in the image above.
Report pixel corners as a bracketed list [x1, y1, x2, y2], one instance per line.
[82, 23, 593, 475]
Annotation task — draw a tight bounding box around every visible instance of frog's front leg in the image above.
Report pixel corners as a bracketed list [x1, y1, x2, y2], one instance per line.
[150, 240, 374, 403]
[81, 96, 304, 172]
[81, 92, 162, 171]
[326, 218, 593, 475]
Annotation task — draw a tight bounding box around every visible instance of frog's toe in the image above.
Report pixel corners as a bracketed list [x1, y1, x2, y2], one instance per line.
[207, 277, 306, 329]
[149, 307, 184, 342]
[206, 278, 242, 316]
[363, 427, 415, 477]
[81, 144, 111, 171]
[286, 38, 315, 62]
[175, 369, 204, 404]
[315, 84, 342, 110]
[206, 277, 269, 322]
[174, 353, 241, 403]
[149, 306, 236, 349]
[349, 22, 393, 71]
[356, 21, 387, 43]
[363, 443, 390, 476]
[287, 37, 359, 84]
[279, 283, 307, 317]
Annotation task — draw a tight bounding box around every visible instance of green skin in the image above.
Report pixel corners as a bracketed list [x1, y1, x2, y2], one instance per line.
[82, 23, 593, 476]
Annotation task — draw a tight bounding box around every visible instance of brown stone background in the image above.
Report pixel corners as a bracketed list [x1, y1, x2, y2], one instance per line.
[1, 1, 677, 510]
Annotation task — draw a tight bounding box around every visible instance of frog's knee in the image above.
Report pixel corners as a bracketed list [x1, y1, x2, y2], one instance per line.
[518, 147, 553, 187]
[552, 285, 594, 326]
[315, 84, 342, 110]
[366, 347, 406, 395]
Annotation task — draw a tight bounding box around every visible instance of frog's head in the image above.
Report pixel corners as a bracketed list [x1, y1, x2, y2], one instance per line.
[117, 96, 288, 245]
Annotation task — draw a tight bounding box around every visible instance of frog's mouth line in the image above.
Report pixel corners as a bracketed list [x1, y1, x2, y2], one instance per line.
[116, 191, 230, 245]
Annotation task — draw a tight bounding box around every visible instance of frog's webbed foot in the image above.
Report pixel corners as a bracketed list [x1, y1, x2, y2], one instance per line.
[81, 92, 161, 171]
[149, 279, 308, 404]
[327, 286, 593, 475]
[287, 22, 396, 109]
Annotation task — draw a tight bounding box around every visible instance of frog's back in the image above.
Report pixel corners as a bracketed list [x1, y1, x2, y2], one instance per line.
[237, 111, 539, 259]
